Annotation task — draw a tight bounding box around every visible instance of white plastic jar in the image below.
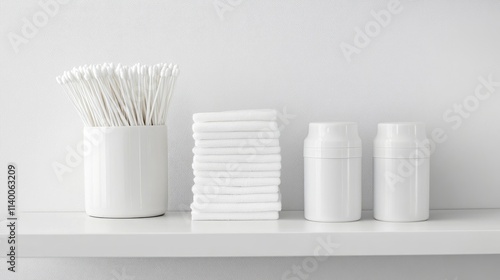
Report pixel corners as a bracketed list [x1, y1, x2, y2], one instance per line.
[304, 122, 362, 222]
[373, 122, 430, 222]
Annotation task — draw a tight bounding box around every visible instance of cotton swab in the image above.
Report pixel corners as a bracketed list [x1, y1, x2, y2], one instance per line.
[56, 63, 180, 127]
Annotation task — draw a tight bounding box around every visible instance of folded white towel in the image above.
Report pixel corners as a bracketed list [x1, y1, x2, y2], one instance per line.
[193, 121, 278, 133]
[193, 109, 277, 123]
[194, 154, 281, 163]
[195, 139, 279, 148]
[194, 170, 281, 178]
[194, 193, 280, 204]
[193, 162, 281, 171]
[191, 201, 282, 212]
[194, 177, 280, 187]
[193, 131, 280, 140]
[192, 185, 279, 195]
[191, 211, 279, 221]
[193, 147, 281, 155]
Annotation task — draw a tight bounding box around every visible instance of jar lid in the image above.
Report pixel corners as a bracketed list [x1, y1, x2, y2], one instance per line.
[304, 122, 361, 149]
[374, 122, 428, 149]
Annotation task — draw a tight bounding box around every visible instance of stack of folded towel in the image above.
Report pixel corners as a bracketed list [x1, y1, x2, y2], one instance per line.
[190, 109, 282, 220]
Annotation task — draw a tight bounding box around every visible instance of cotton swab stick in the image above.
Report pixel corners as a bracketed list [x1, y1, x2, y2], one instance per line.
[56, 63, 180, 127]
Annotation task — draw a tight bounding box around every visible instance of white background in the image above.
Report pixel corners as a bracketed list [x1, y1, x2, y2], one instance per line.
[1, 0, 500, 213]
[1, 0, 500, 279]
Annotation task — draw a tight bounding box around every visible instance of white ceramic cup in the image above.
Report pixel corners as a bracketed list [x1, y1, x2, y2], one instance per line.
[84, 126, 168, 218]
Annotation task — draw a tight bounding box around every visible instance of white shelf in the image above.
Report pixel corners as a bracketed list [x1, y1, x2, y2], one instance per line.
[5, 209, 500, 257]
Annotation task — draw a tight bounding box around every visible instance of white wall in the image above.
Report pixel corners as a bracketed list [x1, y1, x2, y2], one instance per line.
[1, 0, 500, 213]
[1, 0, 500, 279]
[2, 256, 500, 280]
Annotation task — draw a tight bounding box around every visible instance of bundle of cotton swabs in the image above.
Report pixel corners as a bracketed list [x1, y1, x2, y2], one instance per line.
[56, 63, 179, 127]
